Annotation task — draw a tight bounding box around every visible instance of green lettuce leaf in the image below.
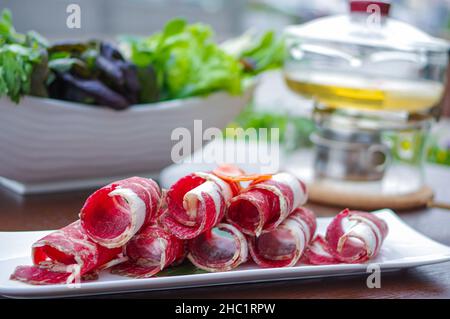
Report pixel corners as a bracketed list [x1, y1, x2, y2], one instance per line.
[120, 18, 243, 100]
[0, 44, 39, 102]
[0, 9, 47, 102]
[221, 30, 285, 75]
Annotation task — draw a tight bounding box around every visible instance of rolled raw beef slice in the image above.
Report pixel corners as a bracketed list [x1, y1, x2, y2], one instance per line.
[111, 224, 185, 278]
[325, 209, 389, 263]
[188, 223, 248, 272]
[80, 177, 161, 248]
[227, 172, 308, 236]
[10, 221, 123, 285]
[160, 172, 238, 240]
[248, 207, 316, 268]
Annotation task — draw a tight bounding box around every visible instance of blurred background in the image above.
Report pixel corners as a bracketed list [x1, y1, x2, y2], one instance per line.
[1, 0, 450, 167]
[2, 0, 450, 40]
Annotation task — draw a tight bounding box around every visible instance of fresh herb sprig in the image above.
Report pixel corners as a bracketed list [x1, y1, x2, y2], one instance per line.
[0, 9, 47, 103]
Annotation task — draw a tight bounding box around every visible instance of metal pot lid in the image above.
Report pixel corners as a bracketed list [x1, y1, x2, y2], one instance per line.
[284, 0, 449, 53]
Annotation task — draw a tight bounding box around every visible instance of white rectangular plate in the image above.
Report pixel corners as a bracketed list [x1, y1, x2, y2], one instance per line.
[1, 209, 450, 298]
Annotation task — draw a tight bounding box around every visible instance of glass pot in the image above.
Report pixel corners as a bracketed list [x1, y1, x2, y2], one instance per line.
[284, 0, 449, 114]
[283, 0, 449, 188]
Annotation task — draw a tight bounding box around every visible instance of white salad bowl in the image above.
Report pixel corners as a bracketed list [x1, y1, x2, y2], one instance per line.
[0, 85, 254, 194]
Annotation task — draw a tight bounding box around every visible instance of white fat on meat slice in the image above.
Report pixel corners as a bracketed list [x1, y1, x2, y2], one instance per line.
[271, 173, 306, 208]
[108, 187, 147, 243]
[195, 172, 233, 202]
[227, 224, 249, 264]
[309, 238, 333, 257]
[97, 254, 128, 271]
[291, 215, 311, 243]
[32, 228, 98, 271]
[65, 264, 81, 285]
[158, 238, 168, 270]
[349, 215, 383, 249]
[338, 221, 378, 257]
[131, 182, 153, 206]
[284, 219, 307, 258]
[183, 180, 222, 222]
[253, 180, 288, 220]
[221, 223, 248, 266]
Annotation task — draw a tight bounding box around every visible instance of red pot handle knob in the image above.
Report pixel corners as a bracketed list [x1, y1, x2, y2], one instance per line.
[350, 0, 391, 16]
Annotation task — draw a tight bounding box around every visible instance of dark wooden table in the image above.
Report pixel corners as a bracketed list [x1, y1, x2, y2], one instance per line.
[1, 164, 450, 299]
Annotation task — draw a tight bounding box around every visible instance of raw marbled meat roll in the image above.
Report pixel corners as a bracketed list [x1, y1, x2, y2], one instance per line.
[111, 224, 185, 278]
[187, 223, 248, 272]
[160, 172, 239, 240]
[80, 177, 161, 248]
[302, 209, 388, 265]
[248, 207, 316, 267]
[10, 221, 123, 285]
[325, 209, 388, 263]
[227, 173, 308, 236]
